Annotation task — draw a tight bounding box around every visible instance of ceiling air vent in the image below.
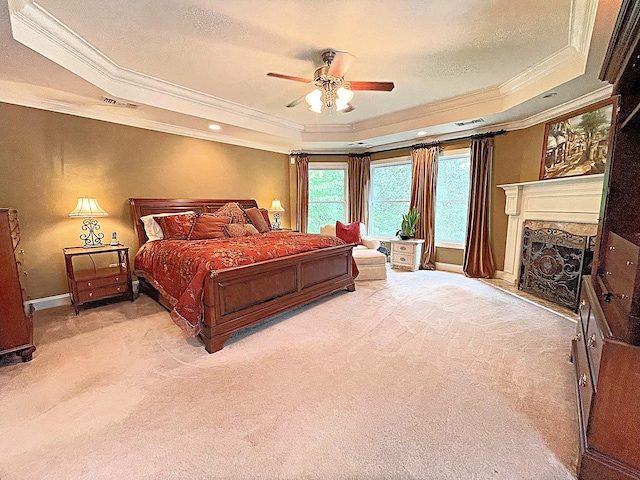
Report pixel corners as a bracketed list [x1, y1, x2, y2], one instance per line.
[100, 96, 139, 109]
[454, 118, 484, 127]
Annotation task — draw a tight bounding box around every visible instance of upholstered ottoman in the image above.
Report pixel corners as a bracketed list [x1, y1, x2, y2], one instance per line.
[352, 246, 387, 281]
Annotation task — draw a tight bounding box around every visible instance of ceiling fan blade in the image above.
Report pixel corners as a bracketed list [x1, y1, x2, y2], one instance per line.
[286, 96, 306, 108]
[267, 73, 311, 83]
[340, 104, 355, 113]
[349, 81, 395, 91]
[328, 51, 355, 78]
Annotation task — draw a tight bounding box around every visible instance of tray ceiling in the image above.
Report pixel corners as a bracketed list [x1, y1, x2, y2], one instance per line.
[1, 0, 620, 153]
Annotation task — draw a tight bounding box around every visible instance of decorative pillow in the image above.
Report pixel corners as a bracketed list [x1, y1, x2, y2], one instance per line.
[212, 202, 246, 224]
[141, 211, 195, 241]
[335, 221, 362, 244]
[154, 213, 196, 240]
[244, 207, 270, 233]
[188, 215, 231, 240]
[259, 208, 272, 231]
[224, 223, 260, 238]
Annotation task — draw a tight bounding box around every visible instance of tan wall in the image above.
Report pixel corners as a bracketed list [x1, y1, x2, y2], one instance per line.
[491, 124, 545, 270]
[0, 103, 290, 299]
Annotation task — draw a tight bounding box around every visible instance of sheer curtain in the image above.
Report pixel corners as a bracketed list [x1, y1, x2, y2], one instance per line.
[410, 146, 439, 270]
[347, 155, 371, 226]
[463, 137, 496, 278]
[295, 154, 309, 233]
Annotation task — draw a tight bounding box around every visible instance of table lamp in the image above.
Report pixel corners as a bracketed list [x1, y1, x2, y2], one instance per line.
[69, 196, 108, 248]
[269, 199, 285, 230]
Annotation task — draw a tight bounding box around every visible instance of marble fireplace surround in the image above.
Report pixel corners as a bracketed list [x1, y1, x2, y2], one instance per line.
[497, 174, 604, 284]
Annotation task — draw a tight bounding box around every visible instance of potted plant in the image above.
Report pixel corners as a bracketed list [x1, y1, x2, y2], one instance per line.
[396, 207, 419, 240]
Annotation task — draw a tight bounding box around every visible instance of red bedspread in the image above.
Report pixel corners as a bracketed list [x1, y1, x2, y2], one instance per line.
[134, 231, 356, 335]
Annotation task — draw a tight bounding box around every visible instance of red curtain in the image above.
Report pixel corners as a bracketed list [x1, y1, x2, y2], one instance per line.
[410, 147, 439, 270]
[295, 154, 309, 233]
[463, 138, 496, 278]
[347, 155, 371, 226]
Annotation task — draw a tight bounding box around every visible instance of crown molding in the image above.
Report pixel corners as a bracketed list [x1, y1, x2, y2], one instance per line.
[339, 46, 588, 143]
[492, 84, 613, 131]
[344, 85, 614, 155]
[5, 0, 605, 154]
[0, 80, 613, 157]
[8, 0, 601, 147]
[307, 0, 597, 142]
[8, 0, 304, 140]
[0, 84, 291, 154]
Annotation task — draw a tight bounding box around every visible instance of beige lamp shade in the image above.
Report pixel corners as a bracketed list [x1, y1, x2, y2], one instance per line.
[269, 199, 285, 212]
[68, 197, 108, 218]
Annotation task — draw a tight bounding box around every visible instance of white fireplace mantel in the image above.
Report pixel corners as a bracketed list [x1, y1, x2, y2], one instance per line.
[497, 174, 604, 284]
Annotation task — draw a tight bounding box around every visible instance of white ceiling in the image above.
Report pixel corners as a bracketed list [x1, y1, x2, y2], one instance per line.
[0, 0, 621, 154]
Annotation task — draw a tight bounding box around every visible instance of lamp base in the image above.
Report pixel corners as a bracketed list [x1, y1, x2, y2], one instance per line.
[272, 213, 282, 230]
[79, 218, 105, 248]
[82, 242, 105, 249]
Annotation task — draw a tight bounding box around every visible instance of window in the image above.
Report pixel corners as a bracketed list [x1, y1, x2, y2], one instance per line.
[435, 151, 470, 246]
[307, 163, 347, 233]
[369, 159, 412, 237]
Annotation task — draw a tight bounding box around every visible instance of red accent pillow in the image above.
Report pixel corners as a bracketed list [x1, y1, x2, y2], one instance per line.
[154, 213, 196, 240]
[259, 208, 272, 231]
[212, 202, 247, 224]
[335, 221, 361, 244]
[244, 207, 270, 233]
[188, 215, 231, 240]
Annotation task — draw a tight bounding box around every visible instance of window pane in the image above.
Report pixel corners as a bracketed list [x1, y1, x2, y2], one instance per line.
[435, 155, 470, 245]
[369, 161, 412, 236]
[370, 201, 410, 236]
[309, 170, 345, 202]
[371, 163, 412, 201]
[308, 202, 345, 233]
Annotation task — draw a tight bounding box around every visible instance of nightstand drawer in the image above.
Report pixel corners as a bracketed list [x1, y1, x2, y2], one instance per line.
[77, 284, 128, 304]
[64, 244, 133, 314]
[393, 253, 415, 266]
[392, 242, 417, 254]
[76, 273, 127, 291]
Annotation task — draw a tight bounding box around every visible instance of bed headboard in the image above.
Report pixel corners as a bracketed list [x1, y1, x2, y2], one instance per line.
[129, 198, 259, 247]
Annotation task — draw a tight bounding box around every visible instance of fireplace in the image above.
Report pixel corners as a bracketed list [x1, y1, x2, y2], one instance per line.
[498, 174, 604, 287]
[518, 222, 596, 311]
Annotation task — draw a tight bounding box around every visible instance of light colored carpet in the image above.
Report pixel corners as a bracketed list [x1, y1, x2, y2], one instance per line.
[0, 269, 578, 479]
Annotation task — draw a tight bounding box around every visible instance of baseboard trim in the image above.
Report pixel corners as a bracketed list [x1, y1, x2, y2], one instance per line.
[26, 280, 140, 311]
[435, 262, 464, 274]
[495, 270, 517, 284]
[26, 293, 71, 311]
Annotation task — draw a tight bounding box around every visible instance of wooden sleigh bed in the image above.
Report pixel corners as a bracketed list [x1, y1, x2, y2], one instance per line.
[129, 198, 356, 353]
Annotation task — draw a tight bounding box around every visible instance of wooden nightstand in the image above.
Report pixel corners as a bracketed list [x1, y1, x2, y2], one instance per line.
[390, 239, 425, 272]
[63, 244, 133, 314]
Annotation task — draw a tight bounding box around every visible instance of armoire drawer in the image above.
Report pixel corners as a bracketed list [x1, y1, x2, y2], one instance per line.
[572, 336, 594, 434]
[585, 307, 605, 387]
[602, 232, 638, 306]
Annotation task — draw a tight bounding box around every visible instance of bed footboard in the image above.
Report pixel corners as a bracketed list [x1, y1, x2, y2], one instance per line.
[200, 243, 355, 353]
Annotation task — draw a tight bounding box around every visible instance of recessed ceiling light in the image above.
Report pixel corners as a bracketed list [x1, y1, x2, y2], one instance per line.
[417, 131, 428, 137]
[208, 124, 221, 131]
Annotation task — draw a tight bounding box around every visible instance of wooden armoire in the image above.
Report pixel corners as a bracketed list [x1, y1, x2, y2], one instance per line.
[0, 208, 35, 362]
[571, 1, 640, 478]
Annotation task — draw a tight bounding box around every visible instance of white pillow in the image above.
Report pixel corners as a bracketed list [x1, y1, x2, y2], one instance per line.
[140, 211, 195, 241]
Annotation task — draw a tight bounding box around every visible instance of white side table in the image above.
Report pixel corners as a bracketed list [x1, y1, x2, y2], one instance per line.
[390, 239, 425, 272]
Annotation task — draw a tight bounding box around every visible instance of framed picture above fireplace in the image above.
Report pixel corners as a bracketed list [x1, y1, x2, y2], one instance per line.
[540, 97, 618, 180]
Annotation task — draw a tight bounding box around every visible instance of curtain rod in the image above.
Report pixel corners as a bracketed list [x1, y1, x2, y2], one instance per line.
[291, 129, 507, 157]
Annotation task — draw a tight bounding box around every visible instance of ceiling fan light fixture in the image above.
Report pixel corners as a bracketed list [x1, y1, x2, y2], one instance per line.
[306, 89, 323, 113]
[336, 86, 354, 112]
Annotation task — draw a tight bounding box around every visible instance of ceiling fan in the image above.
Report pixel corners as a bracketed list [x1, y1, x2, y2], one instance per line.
[267, 49, 395, 113]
